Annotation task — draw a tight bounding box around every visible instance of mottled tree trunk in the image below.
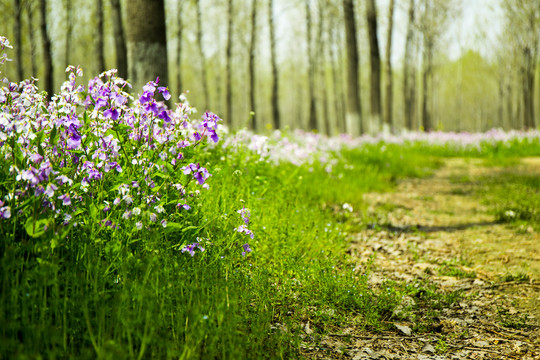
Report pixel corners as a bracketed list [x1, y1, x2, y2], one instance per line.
[64, 0, 72, 68]
[96, 0, 105, 72]
[384, 0, 395, 133]
[306, 0, 317, 131]
[14, 0, 23, 81]
[126, 0, 168, 95]
[366, 0, 381, 134]
[39, 0, 53, 98]
[111, 0, 128, 79]
[195, 0, 209, 110]
[26, 3, 37, 77]
[248, 0, 258, 130]
[317, 0, 330, 135]
[269, 0, 280, 129]
[342, 0, 362, 136]
[421, 37, 433, 132]
[225, 0, 233, 126]
[403, 0, 415, 131]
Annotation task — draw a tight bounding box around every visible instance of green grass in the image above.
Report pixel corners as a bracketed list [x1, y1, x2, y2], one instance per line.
[2, 137, 540, 359]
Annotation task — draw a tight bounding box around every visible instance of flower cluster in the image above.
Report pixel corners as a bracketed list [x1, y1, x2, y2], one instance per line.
[235, 207, 253, 256]
[0, 38, 226, 247]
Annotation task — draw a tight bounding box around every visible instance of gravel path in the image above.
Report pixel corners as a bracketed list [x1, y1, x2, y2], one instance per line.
[302, 158, 540, 360]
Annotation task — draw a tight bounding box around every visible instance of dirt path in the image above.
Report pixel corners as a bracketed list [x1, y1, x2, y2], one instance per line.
[303, 158, 540, 360]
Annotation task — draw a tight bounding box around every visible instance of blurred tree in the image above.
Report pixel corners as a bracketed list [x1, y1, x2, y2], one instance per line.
[196, 0, 209, 110]
[225, 0, 233, 126]
[403, 0, 416, 131]
[306, 0, 317, 131]
[64, 0, 72, 68]
[111, 0, 127, 79]
[25, 0, 36, 77]
[342, 0, 362, 136]
[502, 0, 540, 129]
[175, 0, 184, 97]
[14, 0, 22, 81]
[383, 0, 394, 133]
[96, 0, 105, 72]
[125, 0, 168, 94]
[39, 0, 53, 98]
[248, 0, 258, 130]
[366, 0, 381, 134]
[269, 0, 280, 129]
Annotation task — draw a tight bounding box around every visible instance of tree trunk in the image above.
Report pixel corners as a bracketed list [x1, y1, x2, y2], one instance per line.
[384, 0, 395, 133]
[403, 0, 415, 131]
[269, 0, 280, 129]
[421, 38, 433, 132]
[26, 2, 37, 77]
[317, 0, 330, 135]
[248, 0, 258, 130]
[64, 0, 72, 68]
[126, 0, 168, 94]
[225, 0, 233, 126]
[111, 0, 128, 79]
[342, 0, 362, 136]
[195, 0, 209, 110]
[366, 0, 381, 134]
[306, 0, 317, 131]
[329, 13, 344, 133]
[14, 0, 23, 81]
[96, 0, 105, 72]
[39, 0, 53, 98]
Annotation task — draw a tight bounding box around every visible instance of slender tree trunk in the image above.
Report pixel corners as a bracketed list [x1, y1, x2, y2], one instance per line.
[14, 0, 23, 81]
[342, 0, 362, 136]
[126, 0, 168, 93]
[384, 0, 395, 133]
[225, 0, 233, 126]
[421, 39, 433, 131]
[269, 0, 280, 129]
[39, 0, 53, 98]
[403, 0, 415, 131]
[366, 0, 381, 134]
[306, 0, 317, 131]
[329, 14, 344, 133]
[96, 0, 105, 72]
[248, 0, 258, 130]
[64, 0, 72, 68]
[317, 0, 330, 135]
[26, 3, 36, 77]
[196, 0, 209, 110]
[506, 74, 513, 129]
[111, 0, 128, 79]
[498, 76, 504, 128]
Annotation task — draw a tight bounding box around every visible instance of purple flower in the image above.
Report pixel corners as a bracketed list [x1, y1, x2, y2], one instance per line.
[58, 193, 71, 206]
[181, 242, 205, 257]
[157, 86, 171, 100]
[103, 108, 120, 120]
[0, 206, 11, 219]
[242, 243, 252, 256]
[235, 224, 254, 239]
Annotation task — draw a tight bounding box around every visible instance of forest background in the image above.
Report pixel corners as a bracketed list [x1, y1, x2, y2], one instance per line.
[1, 0, 539, 135]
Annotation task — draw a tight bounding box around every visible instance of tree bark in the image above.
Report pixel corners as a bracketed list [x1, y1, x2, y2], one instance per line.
[111, 0, 128, 79]
[26, 2, 37, 77]
[248, 0, 258, 130]
[366, 0, 381, 134]
[317, 0, 330, 135]
[195, 0, 209, 110]
[39, 0, 53, 98]
[421, 36, 433, 132]
[126, 0, 168, 94]
[96, 0, 105, 73]
[342, 0, 362, 136]
[403, 0, 416, 130]
[14, 0, 23, 81]
[64, 0, 72, 68]
[306, 0, 317, 131]
[384, 0, 395, 133]
[269, 0, 280, 129]
[225, 0, 233, 126]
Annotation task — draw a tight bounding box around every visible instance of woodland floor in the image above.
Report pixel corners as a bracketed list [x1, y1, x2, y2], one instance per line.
[301, 158, 540, 359]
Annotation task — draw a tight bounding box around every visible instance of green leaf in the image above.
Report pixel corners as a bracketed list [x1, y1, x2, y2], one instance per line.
[25, 217, 52, 238]
[49, 125, 58, 144]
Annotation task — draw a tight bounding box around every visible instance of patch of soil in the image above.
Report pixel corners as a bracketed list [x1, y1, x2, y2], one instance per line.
[302, 158, 540, 359]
